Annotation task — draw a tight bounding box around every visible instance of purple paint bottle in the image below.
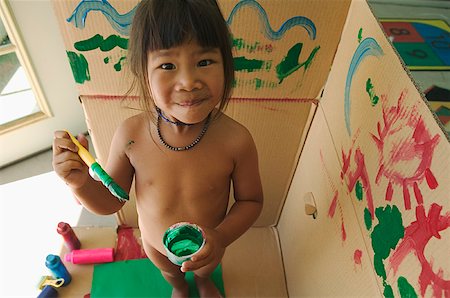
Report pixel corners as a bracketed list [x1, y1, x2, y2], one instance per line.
[57, 222, 81, 251]
[45, 255, 71, 286]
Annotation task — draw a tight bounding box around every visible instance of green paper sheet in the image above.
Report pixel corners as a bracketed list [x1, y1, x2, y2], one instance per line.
[91, 258, 225, 297]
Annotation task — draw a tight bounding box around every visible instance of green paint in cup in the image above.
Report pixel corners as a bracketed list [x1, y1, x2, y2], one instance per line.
[163, 222, 205, 265]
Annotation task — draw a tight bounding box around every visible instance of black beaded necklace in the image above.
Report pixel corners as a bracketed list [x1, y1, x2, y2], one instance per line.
[156, 111, 212, 151]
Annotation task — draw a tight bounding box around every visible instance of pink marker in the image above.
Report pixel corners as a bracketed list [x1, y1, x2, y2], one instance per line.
[64, 248, 114, 265]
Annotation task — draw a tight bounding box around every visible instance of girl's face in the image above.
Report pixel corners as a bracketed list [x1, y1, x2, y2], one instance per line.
[147, 39, 225, 124]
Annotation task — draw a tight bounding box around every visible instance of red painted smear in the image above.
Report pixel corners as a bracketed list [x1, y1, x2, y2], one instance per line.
[425, 168, 439, 189]
[115, 225, 147, 261]
[403, 181, 411, 210]
[371, 90, 440, 210]
[82, 95, 140, 100]
[230, 97, 320, 104]
[328, 191, 339, 218]
[341, 148, 374, 219]
[389, 204, 450, 297]
[386, 181, 394, 202]
[413, 182, 423, 205]
[341, 222, 347, 241]
[354, 249, 363, 265]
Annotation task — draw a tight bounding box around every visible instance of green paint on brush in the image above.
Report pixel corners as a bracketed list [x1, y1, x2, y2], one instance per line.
[355, 180, 364, 201]
[74, 34, 128, 52]
[398, 276, 417, 298]
[90, 163, 129, 202]
[66, 51, 90, 84]
[371, 205, 404, 280]
[276, 43, 320, 83]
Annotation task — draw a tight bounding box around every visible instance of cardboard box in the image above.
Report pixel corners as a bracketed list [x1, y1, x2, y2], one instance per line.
[52, 0, 450, 296]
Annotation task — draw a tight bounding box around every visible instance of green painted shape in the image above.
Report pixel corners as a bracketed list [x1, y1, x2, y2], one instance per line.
[355, 180, 364, 201]
[74, 34, 128, 52]
[100, 35, 128, 51]
[276, 43, 320, 83]
[366, 78, 379, 106]
[114, 56, 127, 71]
[398, 276, 418, 298]
[384, 283, 394, 298]
[358, 28, 363, 43]
[364, 208, 372, 230]
[234, 56, 264, 72]
[371, 205, 404, 280]
[66, 51, 90, 84]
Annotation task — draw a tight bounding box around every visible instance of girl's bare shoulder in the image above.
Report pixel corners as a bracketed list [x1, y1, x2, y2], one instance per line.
[214, 112, 255, 148]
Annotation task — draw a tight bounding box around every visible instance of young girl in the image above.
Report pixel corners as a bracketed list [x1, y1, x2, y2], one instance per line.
[52, 0, 263, 297]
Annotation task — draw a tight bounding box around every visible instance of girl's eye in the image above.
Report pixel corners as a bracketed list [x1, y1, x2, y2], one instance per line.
[198, 60, 212, 67]
[160, 63, 175, 70]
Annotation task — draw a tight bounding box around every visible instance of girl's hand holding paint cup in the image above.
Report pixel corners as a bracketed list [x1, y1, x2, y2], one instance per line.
[180, 226, 225, 273]
[163, 222, 225, 272]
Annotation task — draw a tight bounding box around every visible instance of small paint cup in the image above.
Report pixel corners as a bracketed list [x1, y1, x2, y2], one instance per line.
[163, 222, 205, 266]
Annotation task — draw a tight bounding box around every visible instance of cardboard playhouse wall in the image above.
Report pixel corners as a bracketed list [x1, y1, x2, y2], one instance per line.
[52, 0, 449, 297]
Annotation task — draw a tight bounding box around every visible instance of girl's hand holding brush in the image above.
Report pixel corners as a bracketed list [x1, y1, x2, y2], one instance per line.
[53, 130, 90, 190]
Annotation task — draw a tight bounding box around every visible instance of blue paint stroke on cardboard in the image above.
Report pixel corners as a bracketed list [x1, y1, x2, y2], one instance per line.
[227, 0, 316, 40]
[67, 0, 137, 36]
[345, 37, 384, 135]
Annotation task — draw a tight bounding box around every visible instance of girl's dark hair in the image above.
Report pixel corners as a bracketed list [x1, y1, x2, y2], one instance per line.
[127, 0, 234, 120]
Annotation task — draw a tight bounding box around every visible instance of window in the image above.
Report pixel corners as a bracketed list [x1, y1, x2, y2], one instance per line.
[0, 0, 51, 134]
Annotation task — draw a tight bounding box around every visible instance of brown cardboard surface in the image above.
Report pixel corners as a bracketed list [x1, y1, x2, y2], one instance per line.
[320, 0, 450, 296]
[279, 108, 381, 297]
[57, 227, 117, 297]
[222, 227, 287, 297]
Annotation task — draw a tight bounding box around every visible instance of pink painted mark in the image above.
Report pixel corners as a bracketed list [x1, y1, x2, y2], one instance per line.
[115, 225, 147, 261]
[328, 190, 339, 218]
[341, 147, 375, 219]
[320, 151, 347, 243]
[372, 90, 440, 210]
[354, 249, 363, 265]
[389, 204, 450, 297]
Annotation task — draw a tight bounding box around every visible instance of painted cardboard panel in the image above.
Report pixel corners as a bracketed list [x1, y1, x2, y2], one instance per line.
[52, 0, 350, 99]
[320, 1, 450, 296]
[278, 107, 381, 297]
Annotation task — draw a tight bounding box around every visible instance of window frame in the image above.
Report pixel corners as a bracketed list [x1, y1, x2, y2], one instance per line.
[0, 0, 52, 134]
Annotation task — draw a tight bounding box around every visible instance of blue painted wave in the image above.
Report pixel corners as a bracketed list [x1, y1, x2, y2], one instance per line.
[344, 37, 384, 135]
[67, 0, 137, 36]
[227, 0, 316, 40]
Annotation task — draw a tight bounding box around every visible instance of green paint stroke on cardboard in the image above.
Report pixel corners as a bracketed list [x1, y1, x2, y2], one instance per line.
[364, 208, 372, 230]
[358, 28, 363, 43]
[234, 56, 265, 72]
[371, 205, 404, 281]
[355, 180, 364, 201]
[384, 284, 394, 298]
[366, 78, 379, 106]
[276, 43, 320, 83]
[66, 51, 90, 84]
[398, 276, 418, 298]
[74, 34, 128, 52]
[114, 56, 127, 71]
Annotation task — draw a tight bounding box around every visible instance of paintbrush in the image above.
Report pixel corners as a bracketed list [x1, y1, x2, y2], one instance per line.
[66, 131, 129, 202]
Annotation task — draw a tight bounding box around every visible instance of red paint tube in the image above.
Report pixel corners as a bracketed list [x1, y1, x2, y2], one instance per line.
[65, 248, 114, 265]
[57, 222, 81, 252]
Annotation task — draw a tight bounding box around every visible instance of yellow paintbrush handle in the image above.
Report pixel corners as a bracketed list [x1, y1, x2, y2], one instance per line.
[65, 130, 96, 167]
